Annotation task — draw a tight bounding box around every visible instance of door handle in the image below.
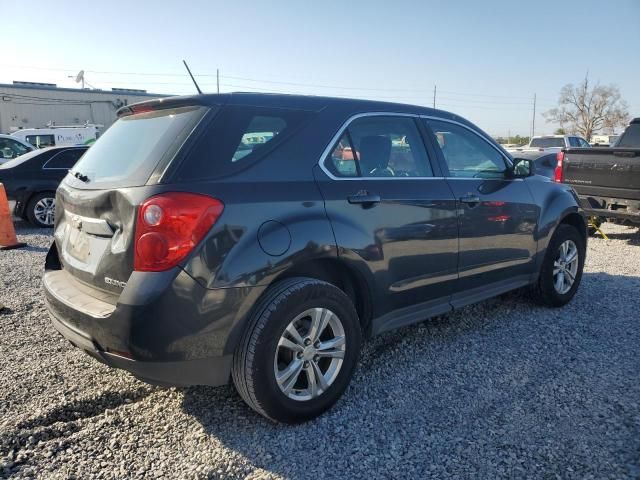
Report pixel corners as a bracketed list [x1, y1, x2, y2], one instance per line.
[459, 194, 480, 205]
[348, 191, 381, 205]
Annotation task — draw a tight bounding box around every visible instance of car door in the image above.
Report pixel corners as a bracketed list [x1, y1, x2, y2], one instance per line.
[422, 117, 538, 307]
[314, 113, 459, 331]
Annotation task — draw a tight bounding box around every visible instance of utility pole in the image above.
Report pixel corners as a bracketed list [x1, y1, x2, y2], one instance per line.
[433, 84, 437, 109]
[216, 69, 220, 94]
[531, 93, 537, 138]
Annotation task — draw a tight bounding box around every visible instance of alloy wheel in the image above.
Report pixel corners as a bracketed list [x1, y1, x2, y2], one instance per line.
[34, 197, 55, 226]
[274, 307, 346, 401]
[553, 239, 579, 295]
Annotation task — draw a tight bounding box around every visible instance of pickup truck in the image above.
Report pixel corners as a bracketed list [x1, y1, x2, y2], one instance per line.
[557, 118, 640, 226]
[507, 134, 590, 154]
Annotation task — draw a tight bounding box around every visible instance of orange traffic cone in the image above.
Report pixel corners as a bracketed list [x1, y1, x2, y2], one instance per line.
[0, 183, 26, 250]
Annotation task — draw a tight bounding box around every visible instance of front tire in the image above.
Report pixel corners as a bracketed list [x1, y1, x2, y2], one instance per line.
[232, 277, 361, 423]
[533, 224, 585, 307]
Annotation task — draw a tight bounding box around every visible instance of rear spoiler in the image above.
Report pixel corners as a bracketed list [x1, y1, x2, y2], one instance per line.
[117, 95, 224, 118]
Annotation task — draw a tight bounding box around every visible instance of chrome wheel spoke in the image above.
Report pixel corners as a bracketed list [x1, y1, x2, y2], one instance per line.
[310, 360, 329, 393]
[565, 268, 576, 282]
[306, 364, 318, 398]
[285, 323, 305, 346]
[316, 349, 345, 359]
[554, 271, 565, 292]
[277, 359, 303, 394]
[316, 336, 345, 358]
[278, 336, 303, 352]
[560, 241, 568, 259]
[308, 308, 332, 343]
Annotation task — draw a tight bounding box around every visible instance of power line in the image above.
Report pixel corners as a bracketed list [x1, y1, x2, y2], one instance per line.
[3, 63, 557, 100]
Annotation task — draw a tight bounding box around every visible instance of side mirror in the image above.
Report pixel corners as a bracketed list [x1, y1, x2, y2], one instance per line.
[511, 158, 534, 177]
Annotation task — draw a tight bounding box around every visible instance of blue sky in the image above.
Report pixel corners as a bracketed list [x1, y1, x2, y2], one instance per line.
[2, 0, 639, 136]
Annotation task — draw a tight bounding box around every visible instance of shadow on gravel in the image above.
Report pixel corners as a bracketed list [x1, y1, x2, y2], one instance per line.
[16, 386, 153, 430]
[20, 245, 50, 253]
[597, 229, 640, 245]
[1, 387, 155, 474]
[181, 272, 640, 478]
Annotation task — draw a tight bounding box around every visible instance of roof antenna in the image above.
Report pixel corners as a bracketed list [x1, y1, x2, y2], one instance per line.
[182, 60, 202, 94]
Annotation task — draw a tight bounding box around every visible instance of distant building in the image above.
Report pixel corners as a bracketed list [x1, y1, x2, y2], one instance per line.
[0, 81, 169, 134]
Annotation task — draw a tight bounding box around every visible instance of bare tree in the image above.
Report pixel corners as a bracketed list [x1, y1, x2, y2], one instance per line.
[544, 75, 629, 140]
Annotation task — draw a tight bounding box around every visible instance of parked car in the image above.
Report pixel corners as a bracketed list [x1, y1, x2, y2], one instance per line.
[0, 146, 88, 227]
[0, 134, 34, 164]
[557, 117, 640, 227]
[506, 134, 590, 154]
[43, 93, 587, 423]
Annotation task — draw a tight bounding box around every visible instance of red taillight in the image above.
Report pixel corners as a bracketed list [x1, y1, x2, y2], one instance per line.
[554, 151, 565, 183]
[134, 192, 224, 272]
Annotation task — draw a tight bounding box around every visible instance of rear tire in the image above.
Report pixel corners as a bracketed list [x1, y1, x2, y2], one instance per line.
[532, 224, 585, 307]
[232, 277, 361, 423]
[26, 192, 56, 228]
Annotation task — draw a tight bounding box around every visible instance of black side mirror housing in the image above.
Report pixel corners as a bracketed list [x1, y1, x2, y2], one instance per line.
[511, 158, 535, 178]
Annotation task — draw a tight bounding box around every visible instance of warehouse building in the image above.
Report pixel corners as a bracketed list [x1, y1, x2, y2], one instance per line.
[0, 81, 168, 134]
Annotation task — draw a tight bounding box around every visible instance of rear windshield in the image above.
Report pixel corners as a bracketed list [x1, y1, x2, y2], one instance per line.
[617, 124, 640, 148]
[66, 105, 208, 189]
[175, 105, 312, 181]
[529, 137, 564, 148]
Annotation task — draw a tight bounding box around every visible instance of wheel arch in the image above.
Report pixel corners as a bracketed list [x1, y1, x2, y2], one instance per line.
[223, 256, 375, 356]
[272, 258, 374, 335]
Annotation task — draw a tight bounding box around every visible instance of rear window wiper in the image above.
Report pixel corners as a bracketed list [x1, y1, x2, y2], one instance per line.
[70, 170, 90, 183]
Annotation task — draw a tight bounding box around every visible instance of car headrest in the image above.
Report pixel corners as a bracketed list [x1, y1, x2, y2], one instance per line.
[359, 135, 391, 174]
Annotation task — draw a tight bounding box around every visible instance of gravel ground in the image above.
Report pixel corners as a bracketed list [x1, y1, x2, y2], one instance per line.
[1, 221, 639, 479]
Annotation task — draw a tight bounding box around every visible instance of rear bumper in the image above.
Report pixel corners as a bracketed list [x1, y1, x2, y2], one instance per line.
[47, 306, 232, 387]
[43, 266, 264, 387]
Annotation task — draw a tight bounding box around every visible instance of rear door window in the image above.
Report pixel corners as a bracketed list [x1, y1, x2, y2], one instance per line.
[326, 116, 434, 178]
[66, 106, 208, 189]
[176, 106, 311, 180]
[44, 149, 86, 169]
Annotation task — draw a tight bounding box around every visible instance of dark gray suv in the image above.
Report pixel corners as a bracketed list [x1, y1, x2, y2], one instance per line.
[43, 93, 586, 423]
